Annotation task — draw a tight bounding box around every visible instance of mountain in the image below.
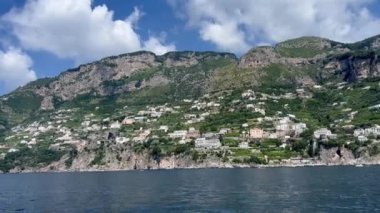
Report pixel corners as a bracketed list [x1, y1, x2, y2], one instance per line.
[0, 35, 380, 173]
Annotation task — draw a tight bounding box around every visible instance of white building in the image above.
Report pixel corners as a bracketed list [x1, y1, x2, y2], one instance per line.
[195, 138, 221, 149]
[242, 90, 255, 99]
[8, 148, 19, 153]
[122, 117, 135, 125]
[239, 142, 249, 148]
[314, 128, 336, 140]
[159, 125, 169, 132]
[292, 123, 307, 136]
[354, 126, 380, 137]
[116, 137, 130, 144]
[357, 135, 368, 142]
[168, 130, 188, 139]
[110, 121, 121, 129]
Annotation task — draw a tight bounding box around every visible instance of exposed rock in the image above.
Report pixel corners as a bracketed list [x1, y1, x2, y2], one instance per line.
[319, 147, 355, 164]
[238, 47, 280, 69]
[40, 96, 55, 110]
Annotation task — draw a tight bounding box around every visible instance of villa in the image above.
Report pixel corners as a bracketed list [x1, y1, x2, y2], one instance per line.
[249, 128, 264, 139]
[195, 138, 222, 149]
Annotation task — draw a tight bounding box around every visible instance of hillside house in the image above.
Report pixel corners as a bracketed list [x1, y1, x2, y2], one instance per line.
[122, 117, 135, 125]
[184, 114, 197, 119]
[169, 130, 188, 139]
[116, 137, 130, 144]
[263, 132, 278, 139]
[249, 128, 264, 139]
[150, 112, 162, 118]
[219, 128, 231, 135]
[203, 132, 220, 140]
[110, 121, 121, 129]
[354, 126, 380, 137]
[292, 123, 307, 136]
[159, 125, 169, 132]
[187, 128, 200, 139]
[242, 90, 255, 99]
[314, 128, 336, 141]
[195, 138, 221, 149]
[134, 116, 145, 122]
[357, 135, 368, 142]
[239, 142, 249, 148]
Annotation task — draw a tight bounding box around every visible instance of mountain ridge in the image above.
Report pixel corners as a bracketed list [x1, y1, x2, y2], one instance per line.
[0, 35, 380, 173]
[1, 34, 380, 128]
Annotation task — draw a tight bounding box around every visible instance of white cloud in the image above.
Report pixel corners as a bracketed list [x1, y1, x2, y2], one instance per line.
[143, 37, 176, 55]
[3, 0, 175, 64]
[170, 0, 380, 53]
[200, 22, 249, 52]
[0, 48, 37, 92]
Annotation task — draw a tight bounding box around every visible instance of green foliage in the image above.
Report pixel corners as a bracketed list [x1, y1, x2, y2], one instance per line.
[90, 142, 106, 166]
[126, 85, 173, 105]
[200, 111, 260, 132]
[100, 61, 117, 68]
[291, 140, 310, 153]
[65, 148, 78, 168]
[0, 147, 64, 173]
[261, 139, 282, 147]
[224, 132, 240, 137]
[171, 144, 192, 155]
[243, 155, 267, 164]
[150, 144, 162, 161]
[344, 35, 380, 51]
[23, 77, 56, 89]
[262, 149, 296, 160]
[319, 140, 344, 149]
[368, 144, 380, 157]
[258, 64, 299, 91]
[191, 151, 199, 161]
[232, 148, 252, 156]
[275, 37, 335, 58]
[222, 138, 239, 147]
[4, 92, 42, 113]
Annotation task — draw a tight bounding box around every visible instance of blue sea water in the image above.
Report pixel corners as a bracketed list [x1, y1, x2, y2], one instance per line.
[0, 166, 379, 212]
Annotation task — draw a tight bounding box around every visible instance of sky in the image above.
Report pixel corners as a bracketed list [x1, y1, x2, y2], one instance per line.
[1, 0, 380, 95]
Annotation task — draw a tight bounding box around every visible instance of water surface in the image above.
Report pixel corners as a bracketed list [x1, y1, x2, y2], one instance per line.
[0, 166, 379, 212]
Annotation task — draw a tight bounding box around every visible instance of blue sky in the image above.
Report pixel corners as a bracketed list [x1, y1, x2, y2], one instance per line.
[1, 0, 380, 95]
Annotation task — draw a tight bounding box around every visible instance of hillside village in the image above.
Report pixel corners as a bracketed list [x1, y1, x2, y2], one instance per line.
[1, 35, 380, 172]
[1, 78, 379, 171]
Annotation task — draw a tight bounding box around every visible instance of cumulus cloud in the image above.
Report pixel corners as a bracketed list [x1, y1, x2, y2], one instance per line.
[0, 48, 37, 92]
[3, 0, 175, 64]
[143, 37, 176, 55]
[169, 0, 380, 53]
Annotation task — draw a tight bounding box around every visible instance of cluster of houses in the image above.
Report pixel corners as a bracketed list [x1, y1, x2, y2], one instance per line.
[247, 116, 307, 142]
[354, 125, 380, 142]
[1, 86, 379, 159]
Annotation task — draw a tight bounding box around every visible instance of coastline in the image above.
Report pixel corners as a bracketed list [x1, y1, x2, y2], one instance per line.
[3, 160, 379, 175]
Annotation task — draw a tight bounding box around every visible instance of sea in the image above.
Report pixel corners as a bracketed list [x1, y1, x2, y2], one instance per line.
[0, 166, 379, 212]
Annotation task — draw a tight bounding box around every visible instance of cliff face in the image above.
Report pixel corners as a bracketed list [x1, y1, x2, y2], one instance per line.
[237, 36, 380, 86]
[9, 145, 380, 173]
[34, 51, 237, 102]
[0, 51, 236, 127]
[323, 54, 380, 82]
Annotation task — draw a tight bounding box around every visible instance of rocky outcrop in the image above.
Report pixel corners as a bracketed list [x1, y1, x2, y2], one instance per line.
[323, 53, 380, 82]
[319, 147, 356, 164]
[238, 47, 280, 69]
[40, 96, 55, 110]
[31, 51, 236, 102]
